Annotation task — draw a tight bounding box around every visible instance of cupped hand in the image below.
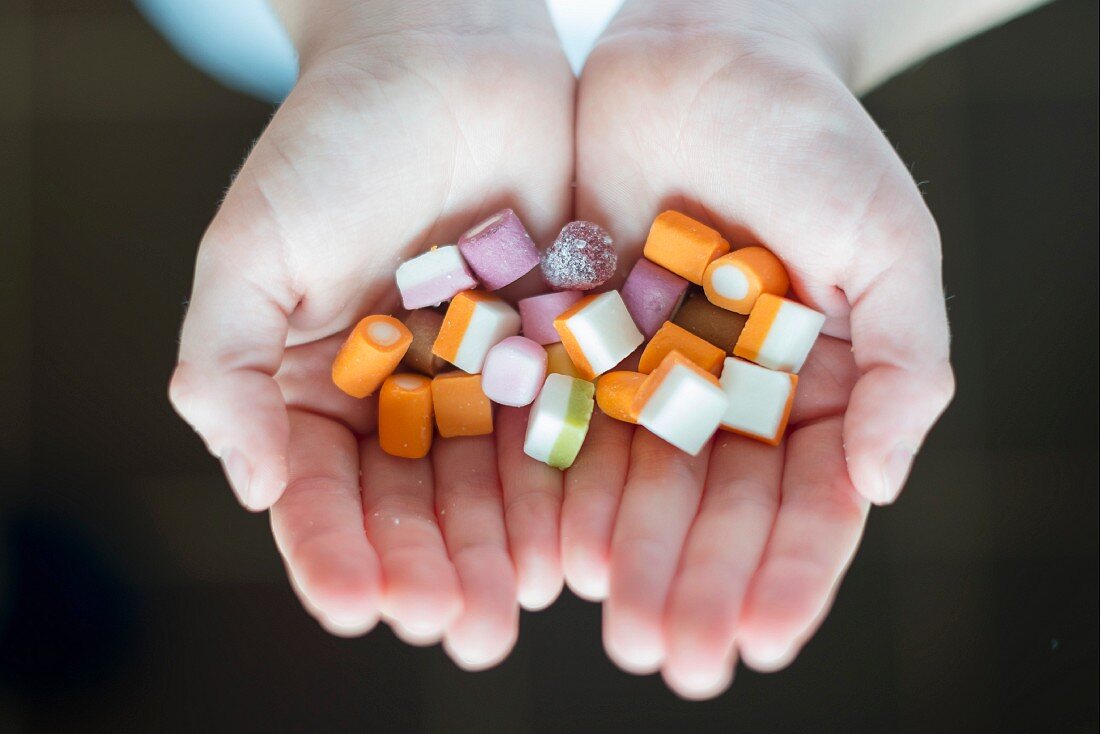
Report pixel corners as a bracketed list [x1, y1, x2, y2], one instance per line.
[169, 1, 575, 668]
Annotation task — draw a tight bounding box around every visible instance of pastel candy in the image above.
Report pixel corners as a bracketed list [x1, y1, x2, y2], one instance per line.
[395, 245, 478, 309]
[638, 320, 725, 375]
[672, 290, 748, 355]
[620, 258, 689, 339]
[541, 221, 617, 290]
[718, 358, 797, 445]
[402, 309, 449, 376]
[481, 336, 548, 407]
[734, 294, 825, 373]
[643, 211, 730, 285]
[518, 291, 582, 345]
[633, 351, 729, 456]
[331, 315, 413, 398]
[553, 291, 644, 380]
[703, 246, 789, 314]
[433, 290, 521, 373]
[524, 373, 595, 470]
[457, 209, 540, 290]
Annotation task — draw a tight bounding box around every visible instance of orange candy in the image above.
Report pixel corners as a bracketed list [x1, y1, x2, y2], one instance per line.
[702, 246, 789, 314]
[331, 315, 413, 398]
[638, 321, 725, 375]
[379, 374, 434, 458]
[546, 342, 586, 381]
[431, 372, 494, 437]
[642, 211, 730, 285]
[595, 371, 645, 423]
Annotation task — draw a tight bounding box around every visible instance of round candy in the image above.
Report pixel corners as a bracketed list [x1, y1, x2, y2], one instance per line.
[540, 221, 617, 290]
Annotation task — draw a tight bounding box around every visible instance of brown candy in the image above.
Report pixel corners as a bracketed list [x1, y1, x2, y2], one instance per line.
[402, 309, 449, 376]
[671, 290, 748, 355]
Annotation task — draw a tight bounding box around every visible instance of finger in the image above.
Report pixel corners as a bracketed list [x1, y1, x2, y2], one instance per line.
[360, 440, 462, 642]
[560, 410, 634, 601]
[661, 433, 783, 699]
[737, 416, 869, 671]
[496, 406, 565, 611]
[604, 429, 710, 674]
[270, 410, 382, 632]
[432, 434, 519, 670]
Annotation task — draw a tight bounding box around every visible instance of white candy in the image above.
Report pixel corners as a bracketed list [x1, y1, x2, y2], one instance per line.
[524, 373, 595, 469]
[635, 357, 729, 456]
[718, 358, 797, 444]
[395, 245, 477, 309]
[734, 294, 825, 373]
[553, 291, 644, 379]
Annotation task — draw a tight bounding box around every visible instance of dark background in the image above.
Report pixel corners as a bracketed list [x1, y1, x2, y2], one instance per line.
[0, 1, 1097, 732]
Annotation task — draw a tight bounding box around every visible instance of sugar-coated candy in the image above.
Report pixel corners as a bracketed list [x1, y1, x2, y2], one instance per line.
[433, 290, 521, 373]
[545, 342, 586, 380]
[703, 246, 789, 314]
[524, 373, 595, 470]
[402, 309, 449, 376]
[541, 221, 617, 290]
[734, 293, 825, 373]
[431, 372, 494, 437]
[554, 291, 644, 380]
[672, 291, 748, 355]
[620, 258, 689, 339]
[638, 321, 725, 376]
[643, 211, 730, 285]
[481, 336, 548, 407]
[595, 371, 645, 424]
[518, 291, 582, 345]
[718, 358, 797, 445]
[632, 351, 729, 456]
[395, 245, 477, 309]
[457, 209, 540, 290]
[379, 374, 434, 458]
[332, 315, 412, 398]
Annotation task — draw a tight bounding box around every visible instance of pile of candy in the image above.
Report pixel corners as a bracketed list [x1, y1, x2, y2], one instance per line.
[331, 210, 825, 468]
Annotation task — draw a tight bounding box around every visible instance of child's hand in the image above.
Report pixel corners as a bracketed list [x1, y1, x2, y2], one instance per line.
[169, 0, 574, 667]
[567, 0, 954, 696]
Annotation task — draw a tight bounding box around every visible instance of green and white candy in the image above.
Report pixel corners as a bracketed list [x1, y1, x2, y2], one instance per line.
[523, 373, 595, 470]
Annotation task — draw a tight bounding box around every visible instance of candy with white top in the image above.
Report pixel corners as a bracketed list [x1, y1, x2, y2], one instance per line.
[718, 358, 798, 445]
[734, 293, 825, 373]
[394, 245, 478, 309]
[432, 290, 521, 374]
[518, 290, 582, 345]
[457, 208, 541, 290]
[553, 291, 644, 380]
[620, 258, 689, 339]
[481, 336, 548, 407]
[633, 351, 729, 456]
[523, 373, 596, 470]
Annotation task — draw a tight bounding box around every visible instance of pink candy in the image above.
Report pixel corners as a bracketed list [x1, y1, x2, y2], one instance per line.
[518, 290, 582, 345]
[541, 221, 617, 290]
[457, 209, 541, 290]
[620, 258, 690, 339]
[481, 336, 548, 407]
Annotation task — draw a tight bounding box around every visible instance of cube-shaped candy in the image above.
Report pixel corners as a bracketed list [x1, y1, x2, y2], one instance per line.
[545, 342, 586, 380]
[672, 290, 748, 355]
[553, 291, 644, 380]
[734, 294, 825, 373]
[431, 372, 494, 437]
[642, 211, 730, 285]
[718, 358, 797, 445]
[457, 209, 540, 290]
[433, 290, 521, 373]
[379, 374, 434, 459]
[703, 246, 789, 314]
[332, 315, 413, 398]
[524, 373, 595, 470]
[541, 221, 617, 290]
[595, 371, 645, 424]
[481, 336, 548, 407]
[621, 258, 689, 339]
[632, 351, 729, 456]
[395, 245, 478, 309]
[638, 321, 725, 375]
[402, 309, 449, 376]
[518, 291, 582, 345]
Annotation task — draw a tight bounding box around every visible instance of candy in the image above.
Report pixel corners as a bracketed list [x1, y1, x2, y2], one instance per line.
[642, 211, 730, 285]
[620, 258, 689, 339]
[431, 372, 494, 437]
[734, 293, 825, 373]
[638, 320, 725, 376]
[395, 245, 477, 309]
[717, 358, 797, 445]
[481, 336, 548, 407]
[672, 290, 748, 355]
[331, 315, 412, 398]
[541, 221, 617, 290]
[595, 371, 645, 424]
[518, 290, 582, 345]
[703, 246, 789, 314]
[432, 290, 521, 373]
[523, 373, 596, 469]
[402, 309, 449, 376]
[632, 351, 729, 456]
[378, 374, 434, 458]
[457, 208, 540, 290]
[545, 342, 586, 380]
[553, 291, 644, 380]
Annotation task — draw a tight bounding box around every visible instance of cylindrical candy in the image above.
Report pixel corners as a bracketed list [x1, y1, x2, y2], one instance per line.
[553, 291, 644, 380]
[432, 290, 521, 373]
[718, 358, 798, 445]
[457, 209, 541, 290]
[518, 290, 582, 345]
[632, 351, 729, 456]
[734, 294, 825, 373]
[620, 258, 689, 339]
[540, 221, 617, 290]
[702, 246, 789, 314]
[524, 373, 596, 470]
[379, 374, 434, 458]
[642, 211, 730, 285]
[395, 245, 478, 309]
[638, 320, 725, 375]
[595, 371, 645, 424]
[481, 336, 548, 407]
[331, 315, 412, 398]
[431, 372, 494, 437]
[402, 309, 449, 376]
[672, 290, 748, 355]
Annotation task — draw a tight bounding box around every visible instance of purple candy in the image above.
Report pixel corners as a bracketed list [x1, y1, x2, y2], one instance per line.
[541, 221, 617, 291]
[518, 290, 582, 345]
[457, 209, 540, 290]
[621, 258, 689, 339]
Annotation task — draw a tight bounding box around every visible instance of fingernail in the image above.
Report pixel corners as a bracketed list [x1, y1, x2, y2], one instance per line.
[221, 449, 252, 508]
[879, 444, 916, 505]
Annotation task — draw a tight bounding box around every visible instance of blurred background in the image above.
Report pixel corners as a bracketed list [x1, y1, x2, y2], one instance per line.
[0, 1, 1096, 732]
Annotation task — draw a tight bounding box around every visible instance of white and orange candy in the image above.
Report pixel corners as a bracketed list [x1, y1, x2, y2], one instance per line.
[632, 351, 729, 456]
[703, 246, 789, 314]
[432, 290, 521, 374]
[331, 315, 413, 398]
[734, 293, 825, 373]
[718, 358, 797, 445]
[553, 291, 643, 381]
